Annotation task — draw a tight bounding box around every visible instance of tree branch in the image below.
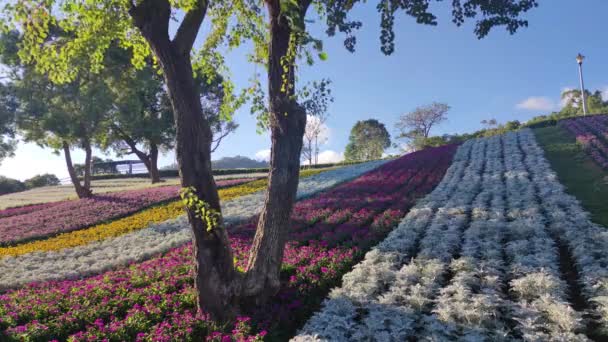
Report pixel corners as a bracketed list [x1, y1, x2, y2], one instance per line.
[128, 0, 172, 45]
[110, 123, 148, 160]
[299, 0, 313, 16]
[210, 129, 231, 153]
[173, 0, 208, 55]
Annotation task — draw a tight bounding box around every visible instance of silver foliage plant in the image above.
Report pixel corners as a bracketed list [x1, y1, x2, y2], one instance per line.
[294, 130, 603, 341]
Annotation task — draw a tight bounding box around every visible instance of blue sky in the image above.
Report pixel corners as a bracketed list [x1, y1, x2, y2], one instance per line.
[2, 0, 608, 180]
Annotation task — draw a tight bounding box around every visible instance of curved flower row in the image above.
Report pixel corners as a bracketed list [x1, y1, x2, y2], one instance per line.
[295, 129, 595, 341]
[0, 170, 324, 258]
[0, 178, 256, 246]
[0, 177, 257, 220]
[221, 160, 387, 224]
[0, 162, 386, 289]
[559, 114, 608, 169]
[0, 146, 456, 341]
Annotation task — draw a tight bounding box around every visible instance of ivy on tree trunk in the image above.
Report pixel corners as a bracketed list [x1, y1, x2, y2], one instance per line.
[129, 0, 240, 322]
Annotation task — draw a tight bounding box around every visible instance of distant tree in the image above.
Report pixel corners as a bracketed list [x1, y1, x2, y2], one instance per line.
[15, 72, 110, 199]
[24, 174, 60, 188]
[212, 156, 268, 169]
[302, 115, 330, 166]
[481, 118, 498, 128]
[99, 48, 175, 184]
[101, 48, 236, 183]
[300, 81, 332, 166]
[504, 120, 522, 131]
[0, 176, 25, 195]
[0, 31, 21, 164]
[0, 30, 111, 198]
[344, 119, 391, 162]
[396, 102, 449, 151]
[0, 84, 17, 164]
[561, 89, 608, 115]
[300, 80, 333, 166]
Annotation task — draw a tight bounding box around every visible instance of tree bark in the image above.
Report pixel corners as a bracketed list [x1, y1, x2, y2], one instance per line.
[112, 124, 162, 183]
[242, 1, 307, 303]
[62, 141, 91, 199]
[314, 134, 318, 165]
[130, 0, 239, 322]
[82, 139, 92, 191]
[308, 139, 313, 167]
[148, 142, 161, 183]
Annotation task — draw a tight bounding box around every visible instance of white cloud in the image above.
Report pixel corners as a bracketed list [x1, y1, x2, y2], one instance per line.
[602, 86, 608, 102]
[516, 96, 556, 111]
[303, 150, 343, 165]
[560, 87, 575, 108]
[254, 149, 271, 162]
[317, 150, 343, 163]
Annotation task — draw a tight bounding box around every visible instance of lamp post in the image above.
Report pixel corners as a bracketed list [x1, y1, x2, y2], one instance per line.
[576, 53, 588, 115]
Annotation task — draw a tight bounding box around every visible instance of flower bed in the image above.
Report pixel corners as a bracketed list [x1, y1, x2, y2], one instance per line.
[295, 130, 598, 340]
[559, 115, 608, 169]
[0, 178, 256, 246]
[0, 145, 456, 341]
[0, 163, 385, 287]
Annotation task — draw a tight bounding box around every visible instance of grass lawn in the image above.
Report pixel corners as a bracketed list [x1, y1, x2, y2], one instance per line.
[534, 125, 608, 227]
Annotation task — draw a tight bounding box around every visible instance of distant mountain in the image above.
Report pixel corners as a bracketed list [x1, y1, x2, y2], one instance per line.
[212, 155, 269, 169]
[160, 155, 269, 171]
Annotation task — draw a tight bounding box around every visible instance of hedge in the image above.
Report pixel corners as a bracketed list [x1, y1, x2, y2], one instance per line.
[81, 158, 392, 181]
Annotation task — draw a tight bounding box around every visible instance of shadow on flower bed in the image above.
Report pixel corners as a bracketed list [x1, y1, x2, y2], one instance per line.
[0, 145, 456, 341]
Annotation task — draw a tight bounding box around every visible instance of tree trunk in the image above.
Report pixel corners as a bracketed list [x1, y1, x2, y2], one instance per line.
[148, 143, 161, 183]
[114, 125, 162, 184]
[62, 141, 91, 199]
[242, 2, 307, 303]
[314, 134, 318, 165]
[130, 1, 239, 322]
[160, 52, 239, 321]
[308, 139, 313, 167]
[82, 139, 92, 191]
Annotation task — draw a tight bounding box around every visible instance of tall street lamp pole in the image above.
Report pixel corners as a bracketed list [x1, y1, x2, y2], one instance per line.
[576, 53, 588, 116]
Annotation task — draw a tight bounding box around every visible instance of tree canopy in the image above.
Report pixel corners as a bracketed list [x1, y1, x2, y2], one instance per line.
[396, 102, 450, 151]
[344, 119, 391, 162]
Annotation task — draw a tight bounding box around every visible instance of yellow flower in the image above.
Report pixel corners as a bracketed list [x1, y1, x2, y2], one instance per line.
[0, 169, 327, 257]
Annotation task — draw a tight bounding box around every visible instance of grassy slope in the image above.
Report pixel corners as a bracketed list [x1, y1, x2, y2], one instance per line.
[534, 126, 608, 227]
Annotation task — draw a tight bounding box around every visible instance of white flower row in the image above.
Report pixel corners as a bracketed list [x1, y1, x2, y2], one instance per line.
[294, 136, 487, 340]
[420, 135, 512, 340]
[501, 131, 585, 341]
[222, 160, 387, 224]
[0, 161, 387, 291]
[295, 130, 592, 341]
[518, 129, 608, 335]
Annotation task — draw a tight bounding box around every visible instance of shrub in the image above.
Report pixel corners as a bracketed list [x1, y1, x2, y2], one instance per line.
[0, 176, 26, 195]
[24, 173, 60, 189]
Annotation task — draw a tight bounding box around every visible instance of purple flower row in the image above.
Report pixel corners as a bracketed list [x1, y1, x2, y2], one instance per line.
[559, 115, 608, 169]
[0, 144, 457, 341]
[0, 178, 256, 246]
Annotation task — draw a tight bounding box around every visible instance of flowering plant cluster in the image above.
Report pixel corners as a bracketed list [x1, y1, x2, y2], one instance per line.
[296, 129, 600, 341]
[0, 146, 456, 341]
[559, 114, 608, 169]
[0, 178, 255, 246]
[0, 162, 389, 289]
